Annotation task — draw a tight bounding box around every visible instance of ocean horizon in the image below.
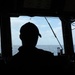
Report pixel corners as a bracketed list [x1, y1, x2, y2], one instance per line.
[0, 45, 75, 56]
[12, 45, 65, 56]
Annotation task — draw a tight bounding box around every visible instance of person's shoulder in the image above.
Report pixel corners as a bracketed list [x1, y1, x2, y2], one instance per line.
[36, 48, 54, 56]
[10, 52, 21, 62]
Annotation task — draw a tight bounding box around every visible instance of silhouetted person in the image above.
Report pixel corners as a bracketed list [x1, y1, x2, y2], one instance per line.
[7, 22, 54, 72]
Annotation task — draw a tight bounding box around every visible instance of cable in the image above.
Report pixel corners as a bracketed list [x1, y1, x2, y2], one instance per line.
[44, 17, 63, 50]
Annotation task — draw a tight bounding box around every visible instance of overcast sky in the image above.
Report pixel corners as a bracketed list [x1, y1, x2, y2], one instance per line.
[10, 16, 64, 46]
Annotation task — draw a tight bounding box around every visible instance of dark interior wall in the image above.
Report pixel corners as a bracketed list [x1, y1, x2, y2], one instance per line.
[0, 17, 1, 53]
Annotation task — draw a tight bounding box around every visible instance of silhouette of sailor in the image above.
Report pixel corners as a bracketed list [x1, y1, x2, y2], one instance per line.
[7, 22, 54, 71]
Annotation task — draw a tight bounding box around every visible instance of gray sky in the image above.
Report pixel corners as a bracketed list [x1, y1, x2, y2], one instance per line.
[10, 16, 64, 46]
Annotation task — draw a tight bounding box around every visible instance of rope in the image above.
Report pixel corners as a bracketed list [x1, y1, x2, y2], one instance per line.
[44, 17, 63, 50]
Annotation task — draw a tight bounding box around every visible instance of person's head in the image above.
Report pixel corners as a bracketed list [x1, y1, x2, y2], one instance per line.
[20, 22, 41, 47]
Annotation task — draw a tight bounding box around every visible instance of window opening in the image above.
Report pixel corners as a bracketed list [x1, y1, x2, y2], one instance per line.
[71, 21, 75, 53]
[10, 16, 64, 56]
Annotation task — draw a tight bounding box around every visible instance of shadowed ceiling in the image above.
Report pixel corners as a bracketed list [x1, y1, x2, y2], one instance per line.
[1, 0, 75, 17]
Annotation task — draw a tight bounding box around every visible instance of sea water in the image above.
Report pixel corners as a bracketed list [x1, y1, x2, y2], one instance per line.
[12, 45, 65, 56]
[0, 45, 75, 56]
